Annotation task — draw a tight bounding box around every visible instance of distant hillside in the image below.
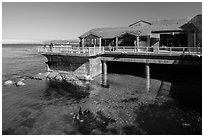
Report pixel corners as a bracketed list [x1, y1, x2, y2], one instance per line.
[2, 39, 43, 44]
[43, 39, 79, 44]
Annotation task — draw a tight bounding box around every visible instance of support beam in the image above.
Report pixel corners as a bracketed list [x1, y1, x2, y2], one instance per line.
[101, 60, 109, 88]
[116, 37, 118, 50]
[82, 38, 85, 48]
[147, 35, 150, 47]
[145, 63, 150, 91]
[137, 36, 140, 52]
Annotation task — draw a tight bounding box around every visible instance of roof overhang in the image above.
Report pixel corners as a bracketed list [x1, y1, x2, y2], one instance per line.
[151, 30, 186, 34]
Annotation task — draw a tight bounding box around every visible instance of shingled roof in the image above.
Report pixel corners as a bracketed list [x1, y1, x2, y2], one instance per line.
[79, 16, 198, 39]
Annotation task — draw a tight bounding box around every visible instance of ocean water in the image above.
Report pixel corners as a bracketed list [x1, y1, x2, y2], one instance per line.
[2, 44, 46, 82]
[2, 44, 202, 135]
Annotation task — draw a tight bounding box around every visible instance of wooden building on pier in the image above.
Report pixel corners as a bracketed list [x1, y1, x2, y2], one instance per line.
[79, 14, 202, 50]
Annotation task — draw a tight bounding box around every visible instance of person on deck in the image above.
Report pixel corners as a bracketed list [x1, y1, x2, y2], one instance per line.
[50, 42, 54, 51]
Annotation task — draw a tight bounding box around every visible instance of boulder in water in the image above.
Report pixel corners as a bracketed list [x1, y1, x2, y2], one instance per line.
[16, 81, 26, 87]
[4, 80, 14, 86]
[55, 75, 63, 82]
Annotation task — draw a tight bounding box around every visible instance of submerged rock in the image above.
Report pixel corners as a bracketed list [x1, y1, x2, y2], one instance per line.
[4, 80, 14, 86]
[15, 81, 26, 87]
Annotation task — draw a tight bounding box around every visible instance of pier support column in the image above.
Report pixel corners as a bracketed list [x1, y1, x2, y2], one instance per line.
[145, 63, 150, 91]
[45, 62, 50, 72]
[101, 60, 109, 88]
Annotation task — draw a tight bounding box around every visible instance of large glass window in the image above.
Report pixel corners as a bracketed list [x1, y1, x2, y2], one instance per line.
[160, 33, 187, 47]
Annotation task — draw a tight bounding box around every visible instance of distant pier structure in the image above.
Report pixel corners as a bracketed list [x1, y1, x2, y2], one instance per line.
[39, 14, 202, 90]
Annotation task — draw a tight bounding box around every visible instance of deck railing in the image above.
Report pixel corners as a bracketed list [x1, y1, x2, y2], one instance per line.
[103, 46, 202, 56]
[38, 46, 202, 56]
[38, 46, 104, 56]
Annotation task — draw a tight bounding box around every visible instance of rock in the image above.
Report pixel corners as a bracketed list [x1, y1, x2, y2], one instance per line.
[55, 75, 63, 82]
[77, 75, 93, 81]
[45, 72, 86, 88]
[44, 72, 51, 77]
[4, 80, 14, 86]
[46, 72, 58, 79]
[16, 81, 26, 87]
[32, 73, 44, 80]
[85, 75, 93, 81]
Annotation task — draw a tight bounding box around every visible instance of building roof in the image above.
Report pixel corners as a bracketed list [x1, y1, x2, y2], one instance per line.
[129, 20, 152, 27]
[79, 15, 200, 39]
[79, 27, 141, 39]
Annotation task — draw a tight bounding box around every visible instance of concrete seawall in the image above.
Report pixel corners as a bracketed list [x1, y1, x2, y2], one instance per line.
[43, 54, 102, 78]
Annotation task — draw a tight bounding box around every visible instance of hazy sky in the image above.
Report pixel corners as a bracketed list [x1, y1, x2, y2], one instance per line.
[2, 2, 202, 41]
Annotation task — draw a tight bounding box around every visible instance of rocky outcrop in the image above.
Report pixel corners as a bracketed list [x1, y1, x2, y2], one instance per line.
[46, 72, 87, 88]
[4, 71, 90, 88]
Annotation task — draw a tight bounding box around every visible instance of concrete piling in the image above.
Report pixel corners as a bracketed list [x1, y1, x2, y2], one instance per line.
[145, 63, 150, 91]
[101, 60, 108, 88]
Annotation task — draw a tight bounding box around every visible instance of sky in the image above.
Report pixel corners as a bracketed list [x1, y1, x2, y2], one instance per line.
[2, 2, 202, 42]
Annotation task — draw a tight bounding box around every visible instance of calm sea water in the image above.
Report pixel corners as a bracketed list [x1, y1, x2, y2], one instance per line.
[2, 44, 46, 82]
[2, 44, 201, 135]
